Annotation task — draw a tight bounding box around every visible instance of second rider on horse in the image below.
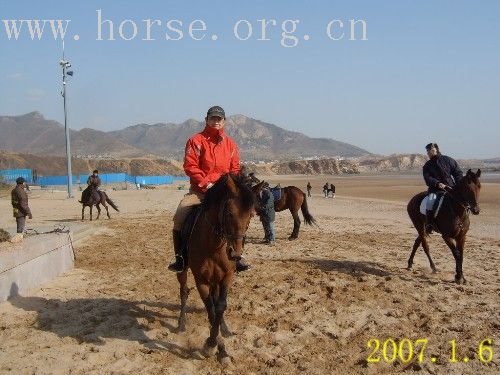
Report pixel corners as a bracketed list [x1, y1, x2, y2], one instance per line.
[81, 169, 101, 203]
[423, 143, 463, 233]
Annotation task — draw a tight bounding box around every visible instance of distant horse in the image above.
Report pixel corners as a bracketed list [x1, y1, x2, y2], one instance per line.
[406, 169, 481, 284]
[176, 173, 256, 363]
[79, 187, 119, 221]
[253, 180, 316, 239]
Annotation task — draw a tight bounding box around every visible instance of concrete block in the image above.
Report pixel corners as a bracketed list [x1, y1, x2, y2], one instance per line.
[0, 232, 75, 302]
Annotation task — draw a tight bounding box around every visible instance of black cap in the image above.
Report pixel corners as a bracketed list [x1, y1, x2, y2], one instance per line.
[93, 169, 99, 174]
[425, 143, 439, 151]
[206, 106, 225, 119]
[16, 177, 25, 184]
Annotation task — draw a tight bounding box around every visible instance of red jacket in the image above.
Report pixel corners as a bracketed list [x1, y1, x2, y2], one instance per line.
[184, 126, 241, 193]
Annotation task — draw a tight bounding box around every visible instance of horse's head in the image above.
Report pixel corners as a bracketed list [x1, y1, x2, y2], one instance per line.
[455, 169, 482, 215]
[204, 173, 257, 262]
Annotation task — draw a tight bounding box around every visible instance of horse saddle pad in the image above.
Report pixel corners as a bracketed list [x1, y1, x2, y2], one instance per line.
[420, 192, 445, 217]
[181, 205, 203, 252]
[270, 187, 282, 201]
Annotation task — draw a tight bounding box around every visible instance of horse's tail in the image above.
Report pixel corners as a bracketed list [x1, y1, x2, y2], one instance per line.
[106, 196, 119, 211]
[301, 193, 316, 226]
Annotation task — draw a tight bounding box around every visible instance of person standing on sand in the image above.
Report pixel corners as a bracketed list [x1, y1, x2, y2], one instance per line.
[11, 177, 32, 240]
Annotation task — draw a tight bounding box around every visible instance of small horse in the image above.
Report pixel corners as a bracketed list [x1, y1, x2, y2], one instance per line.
[253, 182, 316, 239]
[406, 169, 481, 284]
[176, 173, 256, 362]
[80, 187, 119, 221]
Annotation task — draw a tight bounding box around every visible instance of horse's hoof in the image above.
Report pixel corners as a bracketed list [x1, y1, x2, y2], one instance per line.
[406, 265, 412, 271]
[202, 341, 217, 358]
[220, 355, 233, 368]
[431, 268, 438, 274]
[177, 323, 186, 333]
[288, 236, 298, 241]
[221, 327, 233, 338]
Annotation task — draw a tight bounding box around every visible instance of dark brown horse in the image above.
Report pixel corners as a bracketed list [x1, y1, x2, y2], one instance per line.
[253, 181, 316, 239]
[407, 169, 481, 284]
[176, 173, 256, 363]
[80, 187, 119, 221]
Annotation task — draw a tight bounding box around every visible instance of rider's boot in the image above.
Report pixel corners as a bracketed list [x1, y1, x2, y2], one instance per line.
[168, 229, 185, 273]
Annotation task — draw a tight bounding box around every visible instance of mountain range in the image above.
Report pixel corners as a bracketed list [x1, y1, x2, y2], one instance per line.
[0, 112, 369, 161]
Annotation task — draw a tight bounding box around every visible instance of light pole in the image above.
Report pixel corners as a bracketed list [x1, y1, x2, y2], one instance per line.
[59, 48, 74, 198]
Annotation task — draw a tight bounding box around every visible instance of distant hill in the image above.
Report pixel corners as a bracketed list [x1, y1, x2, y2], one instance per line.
[0, 112, 370, 161]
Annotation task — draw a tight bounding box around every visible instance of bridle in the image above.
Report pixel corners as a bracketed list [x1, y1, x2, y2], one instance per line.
[203, 199, 248, 260]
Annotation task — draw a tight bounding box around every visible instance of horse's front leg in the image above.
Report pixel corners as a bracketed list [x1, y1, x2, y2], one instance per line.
[81, 205, 85, 221]
[89, 205, 93, 221]
[176, 270, 189, 332]
[214, 285, 231, 365]
[198, 284, 217, 357]
[454, 234, 467, 284]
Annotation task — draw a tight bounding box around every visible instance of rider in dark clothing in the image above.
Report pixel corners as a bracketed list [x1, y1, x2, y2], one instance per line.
[82, 170, 101, 203]
[422, 143, 463, 232]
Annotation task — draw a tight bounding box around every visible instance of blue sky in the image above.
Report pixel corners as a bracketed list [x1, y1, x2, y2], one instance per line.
[1, 1, 499, 158]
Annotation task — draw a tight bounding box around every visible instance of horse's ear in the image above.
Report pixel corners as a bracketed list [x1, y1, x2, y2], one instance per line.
[476, 169, 481, 178]
[466, 169, 472, 176]
[226, 174, 239, 196]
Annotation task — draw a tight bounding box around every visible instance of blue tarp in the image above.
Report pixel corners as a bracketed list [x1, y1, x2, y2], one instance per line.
[78, 173, 127, 184]
[0, 169, 33, 183]
[39, 175, 78, 186]
[1, 169, 188, 186]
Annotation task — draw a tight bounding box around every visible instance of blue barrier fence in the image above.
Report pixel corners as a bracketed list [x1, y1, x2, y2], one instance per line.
[38, 175, 78, 186]
[0, 169, 33, 183]
[1, 169, 188, 186]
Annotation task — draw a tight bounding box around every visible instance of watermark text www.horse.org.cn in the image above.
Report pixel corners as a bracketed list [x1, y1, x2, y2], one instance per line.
[2, 9, 368, 48]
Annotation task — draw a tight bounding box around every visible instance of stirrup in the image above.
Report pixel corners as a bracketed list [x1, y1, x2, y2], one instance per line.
[168, 256, 185, 273]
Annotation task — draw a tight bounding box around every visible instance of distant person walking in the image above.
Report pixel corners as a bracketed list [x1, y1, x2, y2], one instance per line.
[11, 177, 32, 238]
[329, 183, 336, 198]
[323, 182, 329, 198]
[306, 181, 312, 197]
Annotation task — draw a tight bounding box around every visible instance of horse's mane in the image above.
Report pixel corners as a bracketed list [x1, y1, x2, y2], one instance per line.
[203, 173, 257, 213]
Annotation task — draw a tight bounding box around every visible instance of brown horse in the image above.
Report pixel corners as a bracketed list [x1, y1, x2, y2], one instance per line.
[253, 181, 316, 239]
[176, 173, 256, 362]
[80, 187, 119, 221]
[407, 169, 481, 284]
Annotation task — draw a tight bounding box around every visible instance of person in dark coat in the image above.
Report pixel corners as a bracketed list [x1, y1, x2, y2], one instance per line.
[422, 142, 463, 232]
[330, 183, 336, 198]
[11, 177, 32, 234]
[323, 182, 329, 198]
[306, 181, 312, 197]
[258, 184, 276, 244]
[81, 169, 101, 203]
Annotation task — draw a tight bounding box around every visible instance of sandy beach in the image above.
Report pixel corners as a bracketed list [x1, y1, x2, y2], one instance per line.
[0, 174, 498, 374]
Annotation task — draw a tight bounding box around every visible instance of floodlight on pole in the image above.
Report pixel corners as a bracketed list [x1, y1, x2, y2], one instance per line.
[59, 40, 74, 198]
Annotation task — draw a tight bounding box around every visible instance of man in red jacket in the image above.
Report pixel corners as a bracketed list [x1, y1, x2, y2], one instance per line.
[168, 106, 250, 272]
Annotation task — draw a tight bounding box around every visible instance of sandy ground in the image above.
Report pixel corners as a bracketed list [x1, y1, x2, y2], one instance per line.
[0, 175, 499, 374]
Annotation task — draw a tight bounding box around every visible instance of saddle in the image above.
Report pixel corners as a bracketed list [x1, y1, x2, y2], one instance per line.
[420, 191, 446, 217]
[270, 185, 282, 201]
[180, 205, 203, 258]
